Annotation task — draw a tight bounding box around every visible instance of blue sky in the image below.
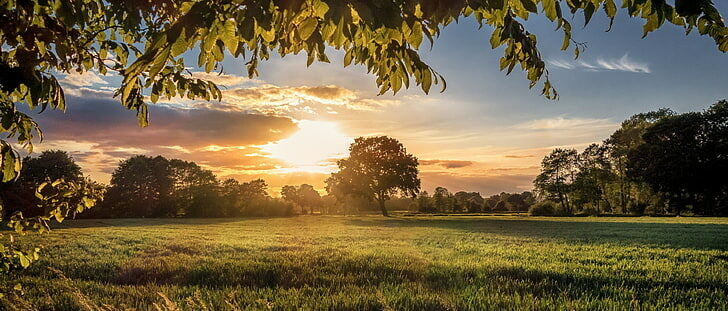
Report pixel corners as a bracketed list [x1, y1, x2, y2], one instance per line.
[42, 4, 728, 196]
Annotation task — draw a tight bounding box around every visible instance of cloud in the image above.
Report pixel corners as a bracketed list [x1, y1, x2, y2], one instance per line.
[420, 159, 474, 169]
[504, 154, 535, 159]
[60, 71, 110, 87]
[548, 54, 650, 73]
[189, 71, 258, 87]
[27, 88, 299, 182]
[217, 84, 400, 116]
[514, 117, 617, 131]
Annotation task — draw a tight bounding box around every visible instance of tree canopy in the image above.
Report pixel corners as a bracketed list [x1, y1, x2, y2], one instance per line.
[534, 100, 728, 216]
[327, 136, 419, 216]
[2, 0, 728, 184]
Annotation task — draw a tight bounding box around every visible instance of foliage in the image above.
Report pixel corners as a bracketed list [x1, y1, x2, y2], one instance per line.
[529, 200, 559, 216]
[534, 148, 579, 214]
[628, 101, 728, 216]
[0, 178, 104, 279]
[432, 187, 454, 212]
[1, 0, 725, 204]
[281, 184, 321, 214]
[0, 150, 85, 218]
[0, 150, 103, 284]
[535, 101, 728, 216]
[3, 216, 728, 309]
[327, 136, 419, 216]
[97, 155, 293, 218]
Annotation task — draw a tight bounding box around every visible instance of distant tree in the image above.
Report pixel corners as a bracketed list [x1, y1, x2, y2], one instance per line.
[416, 191, 434, 213]
[454, 191, 485, 213]
[298, 184, 322, 213]
[219, 178, 242, 217]
[432, 187, 454, 212]
[236, 179, 270, 216]
[103, 155, 175, 217]
[19, 150, 83, 185]
[281, 184, 321, 214]
[169, 159, 219, 217]
[534, 148, 579, 215]
[327, 136, 420, 216]
[506, 193, 527, 211]
[493, 200, 508, 211]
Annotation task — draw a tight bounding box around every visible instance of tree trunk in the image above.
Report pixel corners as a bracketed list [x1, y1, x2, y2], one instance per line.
[378, 198, 389, 217]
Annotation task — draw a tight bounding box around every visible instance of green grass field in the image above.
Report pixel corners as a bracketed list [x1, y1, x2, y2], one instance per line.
[3, 216, 728, 310]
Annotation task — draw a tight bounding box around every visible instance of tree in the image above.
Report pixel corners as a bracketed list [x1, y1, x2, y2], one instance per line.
[327, 136, 419, 216]
[281, 184, 321, 214]
[103, 155, 175, 217]
[416, 191, 434, 213]
[432, 187, 454, 212]
[1, 150, 85, 217]
[168, 159, 219, 217]
[534, 148, 579, 214]
[604, 109, 675, 212]
[454, 191, 485, 213]
[628, 101, 728, 216]
[572, 143, 613, 214]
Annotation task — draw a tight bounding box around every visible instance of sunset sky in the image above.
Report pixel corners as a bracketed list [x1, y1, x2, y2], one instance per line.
[33, 6, 728, 196]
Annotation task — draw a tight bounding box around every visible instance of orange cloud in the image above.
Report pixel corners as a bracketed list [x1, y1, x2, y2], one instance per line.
[420, 159, 474, 169]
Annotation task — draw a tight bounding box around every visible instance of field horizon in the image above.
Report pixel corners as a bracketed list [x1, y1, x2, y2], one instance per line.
[3, 215, 727, 310]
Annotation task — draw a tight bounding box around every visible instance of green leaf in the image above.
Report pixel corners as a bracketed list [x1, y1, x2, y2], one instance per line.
[298, 17, 318, 40]
[222, 19, 239, 54]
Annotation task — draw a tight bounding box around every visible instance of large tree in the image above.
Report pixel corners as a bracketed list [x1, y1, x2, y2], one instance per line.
[327, 136, 419, 216]
[628, 101, 728, 216]
[103, 155, 176, 217]
[534, 148, 579, 214]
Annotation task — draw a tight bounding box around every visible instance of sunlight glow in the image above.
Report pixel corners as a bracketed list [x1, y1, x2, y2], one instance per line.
[259, 120, 352, 172]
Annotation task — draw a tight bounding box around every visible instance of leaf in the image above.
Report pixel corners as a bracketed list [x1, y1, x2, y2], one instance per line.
[222, 19, 239, 54]
[584, 3, 596, 27]
[520, 0, 537, 13]
[18, 253, 30, 268]
[542, 0, 558, 21]
[298, 17, 318, 40]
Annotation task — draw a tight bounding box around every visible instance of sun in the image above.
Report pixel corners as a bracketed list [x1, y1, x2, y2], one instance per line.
[260, 120, 353, 172]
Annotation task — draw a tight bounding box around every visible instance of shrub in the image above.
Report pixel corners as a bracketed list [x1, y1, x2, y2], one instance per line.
[529, 201, 557, 216]
[529, 201, 572, 216]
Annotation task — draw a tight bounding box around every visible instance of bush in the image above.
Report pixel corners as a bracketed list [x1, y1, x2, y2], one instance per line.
[529, 201, 556, 216]
[529, 201, 571, 216]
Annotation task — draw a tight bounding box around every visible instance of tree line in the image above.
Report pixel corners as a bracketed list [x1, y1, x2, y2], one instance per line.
[415, 189, 535, 213]
[534, 100, 728, 216]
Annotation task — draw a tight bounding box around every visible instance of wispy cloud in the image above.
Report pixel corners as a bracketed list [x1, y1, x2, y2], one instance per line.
[514, 117, 617, 131]
[420, 159, 474, 169]
[548, 54, 650, 73]
[60, 71, 109, 87]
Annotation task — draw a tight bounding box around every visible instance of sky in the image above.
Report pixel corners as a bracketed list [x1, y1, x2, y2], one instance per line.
[31, 4, 728, 196]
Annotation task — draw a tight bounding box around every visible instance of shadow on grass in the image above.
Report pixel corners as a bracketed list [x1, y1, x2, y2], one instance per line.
[345, 217, 728, 251]
[45, 249, 727, 307]
[42, 217, 291, 229]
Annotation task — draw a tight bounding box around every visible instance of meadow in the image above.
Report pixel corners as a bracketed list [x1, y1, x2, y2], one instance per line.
[2, 215, 728, 310]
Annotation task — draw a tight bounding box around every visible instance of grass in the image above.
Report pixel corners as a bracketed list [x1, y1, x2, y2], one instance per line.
[2, 215, 728, 310]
